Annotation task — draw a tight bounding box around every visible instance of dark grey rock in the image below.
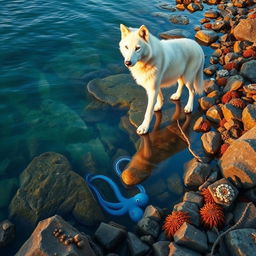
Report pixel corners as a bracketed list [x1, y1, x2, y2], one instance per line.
[173, 202, 200, 227]
[204, 80, 219, 94]
[140, 235, 155, 245]
[195, 30, 219, 45]
[143, 205, 161, 221]
[225, 228, 256, 256]
[233, 202, 256, 229]
[174, 222, 208, 253]
[242, 104, 256, 130]
[137, 217, 160, 238]
[127, 232, 150, 256]
[201, 131, 221, 154]
[208, 178, 238, 208]
[220, 126, 256, 189]
[183, 191, 203, 208]
[198, 96, 216, 111]
[184, 158, 211, 189]
[224, 75, 244, 93]
[207, 230, 218, 244]
[204, 64, 218, 76]
[168, 242, 202, 256]
[244, 187, 256, 203]
[169, 15, 189, 25]
[0, 220, 15, 248]
[152, 241, 169, 256]
[240, 60, 256, 82]
[222, 103, 242, 122]
[159, 29, 191, 39]
[94, 222, 126, 250]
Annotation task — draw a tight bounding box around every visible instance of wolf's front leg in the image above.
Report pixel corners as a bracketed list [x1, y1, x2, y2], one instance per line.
[137, 89, 158, 135]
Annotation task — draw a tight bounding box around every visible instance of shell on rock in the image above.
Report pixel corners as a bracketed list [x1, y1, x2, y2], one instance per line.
[214, 184, 235, 203]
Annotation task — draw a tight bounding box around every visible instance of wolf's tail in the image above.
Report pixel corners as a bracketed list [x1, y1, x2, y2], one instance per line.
[194, 55, 205, 95]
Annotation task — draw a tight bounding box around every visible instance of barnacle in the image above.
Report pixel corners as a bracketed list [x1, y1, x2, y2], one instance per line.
[214, 184, 235, 203]
[163, 211, 191, 239]
[200, 203, 225, 229]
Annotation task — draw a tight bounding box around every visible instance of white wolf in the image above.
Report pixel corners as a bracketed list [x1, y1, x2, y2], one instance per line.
[119, 24, 204, 135]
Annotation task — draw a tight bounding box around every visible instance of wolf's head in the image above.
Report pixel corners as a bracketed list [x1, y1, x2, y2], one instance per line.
[119, 24, 150, 68]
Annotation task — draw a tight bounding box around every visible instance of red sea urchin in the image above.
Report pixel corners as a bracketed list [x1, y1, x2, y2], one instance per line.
[200, 203, 225, 229]
[221, 91, 239, 104]
[201, 188, 215, 204]
[163, 211, 191, 239]
[199, 120, 211, 132]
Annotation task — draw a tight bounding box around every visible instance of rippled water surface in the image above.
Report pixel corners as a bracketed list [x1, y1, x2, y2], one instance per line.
[0, 0, 214, 253]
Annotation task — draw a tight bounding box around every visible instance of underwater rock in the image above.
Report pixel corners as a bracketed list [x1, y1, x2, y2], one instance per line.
[87, 74, 175, 128]
[152, 241, 169, 256]
[183, 191, 203, 208]
[9, 152, 104, 230]
[127, 232, 150, 256]
[0, 220, 15, 248]
[0, 178, 18, 209]
[225, 228, 256, 256]
[220, 126, 256, 189]
[94, 222, 127, 250]
[174, 222, 208, 253]
[168, 242, 201, 256]
[137, 217, 160, 239]
[15, 215, 96, 256]
[159, 29, 191, 39]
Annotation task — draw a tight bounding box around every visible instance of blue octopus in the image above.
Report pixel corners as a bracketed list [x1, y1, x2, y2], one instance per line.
[85, 157, 149, 222]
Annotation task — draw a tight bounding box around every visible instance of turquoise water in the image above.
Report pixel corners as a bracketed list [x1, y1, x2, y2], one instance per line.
[0, 0, 213, 253]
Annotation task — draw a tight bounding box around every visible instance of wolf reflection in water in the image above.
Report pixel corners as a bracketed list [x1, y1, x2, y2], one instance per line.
[121, 101, 192, 186]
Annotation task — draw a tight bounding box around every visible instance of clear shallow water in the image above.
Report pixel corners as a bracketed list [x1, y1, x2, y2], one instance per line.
[0, 0, 213, 253]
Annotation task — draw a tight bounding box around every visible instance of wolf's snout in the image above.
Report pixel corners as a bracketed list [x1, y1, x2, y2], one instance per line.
[125, 60, 132, 67]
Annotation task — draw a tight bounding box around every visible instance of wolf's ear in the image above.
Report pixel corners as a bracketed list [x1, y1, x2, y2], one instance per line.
[138, 25, 149, 42]
[120, 24, 131, 39]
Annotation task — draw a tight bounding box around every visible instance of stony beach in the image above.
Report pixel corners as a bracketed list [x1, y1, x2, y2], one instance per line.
[1, 0, 256, 255]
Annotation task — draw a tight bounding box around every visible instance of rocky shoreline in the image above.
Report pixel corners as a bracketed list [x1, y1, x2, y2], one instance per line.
[1, 0, 256, 255]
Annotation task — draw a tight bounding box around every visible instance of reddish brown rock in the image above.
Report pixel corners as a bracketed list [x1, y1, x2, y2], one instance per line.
[195, 30, 219, 45]
[201, 131, 222, 154]
[16, 215, 96, 256]
[242, 104, 256, 130]
[233, 18, 256, 43]
[222, 103, 242, 121]
[220, 126, 256, 189]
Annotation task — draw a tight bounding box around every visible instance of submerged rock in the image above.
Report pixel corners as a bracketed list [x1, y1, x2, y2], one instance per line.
[168, 242, 201, 256]
[9, 152, 104, 230]
[15, 215, 96, 256]
[0, 220, 15, 248]
[160, 29, 191, 39]
[127, 232, 150, 256]
[220, 126, 256, 189]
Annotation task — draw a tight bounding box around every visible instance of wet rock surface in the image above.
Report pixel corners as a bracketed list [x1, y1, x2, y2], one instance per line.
[201, 131, 221, 154]
[168, 242, 202, 256]
[9, 152, 104, 229]
[127, 232, 150, 256]
[0, 220, 15, 248]
[195, 30, 218, 45]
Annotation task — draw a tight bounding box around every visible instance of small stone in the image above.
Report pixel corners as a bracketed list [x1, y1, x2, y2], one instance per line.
[143, 205, 161, 221]
[183, 191, 203, 208]
[140, 235, 155, 245]
[195, 30, 219, 45]
[204, 80, 218, 94]
[187, 3, 200, 13]
[242, 104, 256, 130]
[127, 232, 150, 256]
[204, 64, 218, 76]
[225, 228, 256, 256]
[198, 96, 216, 111]
[201, 131, 221, 154]
[240, 60, 256, 82]
[169, 14, 189, 25]
[204, 10, 219, 19]
[184, 158, 212, 189]
[222, 103, 242, 121]
[176, 4, 186, 11]
[137, 217, 160, 238]
[233, 202, 256, 229]
[159, 29, 191, 39]
[206, 105, 222, 123]
[243, 84, 256, 95]
[174, 223, 208, 253]
[208, 178, 238, 208]
[212, 20, 227, 31]
[152, 241, 169, 256]
[223, 75, 244, 93]
[0, 220, 15, 248]
[94, 222, 127, 250]
[168, 242, 201, 256]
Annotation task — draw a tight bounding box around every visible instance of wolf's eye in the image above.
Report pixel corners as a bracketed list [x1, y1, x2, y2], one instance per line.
[125, 45, 128, 49]
[135, 45, 141, 51]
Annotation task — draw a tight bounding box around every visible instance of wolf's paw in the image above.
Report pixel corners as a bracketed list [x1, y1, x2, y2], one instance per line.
[184, 104, 193, 113]
[170, 93, 181, 100]
[137, 124, 149, 135]
[154, 102, 163, 111]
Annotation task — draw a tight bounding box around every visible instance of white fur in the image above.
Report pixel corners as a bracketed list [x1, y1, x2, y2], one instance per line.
[119, 24, 205, 135]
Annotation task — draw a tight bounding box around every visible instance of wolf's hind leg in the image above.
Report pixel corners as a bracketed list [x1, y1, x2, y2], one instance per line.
[154, 90, 163, 111]
[184, 82, 194, 113]
[170, 78, 184, 100]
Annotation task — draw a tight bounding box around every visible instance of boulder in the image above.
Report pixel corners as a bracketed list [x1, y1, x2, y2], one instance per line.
[233, 18, 256, 43]
[183, 191, 203, 208]
[9, 152, 104, 230]
[195, 30, 218, 45]
[220, 126, 256, 189]
[152, 241, 169, 256]
[127, 232, 150, 256]
[15, 215, 96, 256]
[94, 222, 126, 250]
[168, 242, 201, 256]
[201, 131, 221, 154]
[137, 217, 160, 239]
[0, 220, 15, 248]
[174, 222, 208, 253]
[184, 158, 211, 189]
[242, 104, 256, 130]
[225, 228, 256, 256]
[240, 60, 256, 83]
[143, 205, 161, 221]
